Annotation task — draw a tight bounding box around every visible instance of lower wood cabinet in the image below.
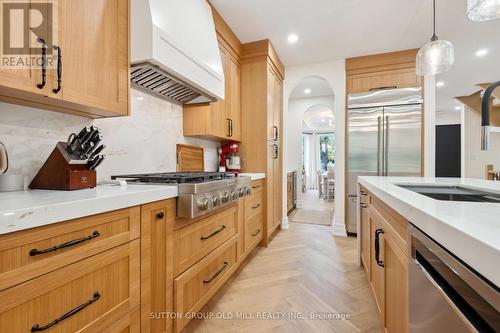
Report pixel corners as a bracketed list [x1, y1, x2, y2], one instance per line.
[174, 236, 238, 332]
[360, 185, 409, 333]
[0, 240, 140, 333]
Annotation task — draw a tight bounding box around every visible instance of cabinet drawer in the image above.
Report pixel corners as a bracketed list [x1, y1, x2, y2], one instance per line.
[245, 213, 263, 253]
[0, 206, 140, 291]
[348, 68, 420, 93]
[245, 190, 264, 219]
[174, 236, 238, 332]
[0, 240, 140, 333]
[249, 179, 264, 195]
[104, 307, 140, 333]
[174, 206, 237, 277]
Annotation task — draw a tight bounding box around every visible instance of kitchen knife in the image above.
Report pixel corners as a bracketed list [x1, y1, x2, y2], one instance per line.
[81, 142, 95, 158]
[0, 142, 8, 175]
[88, 155, 105, 170]
[87, 144, 105, 160]
[80, 128, 97, 146]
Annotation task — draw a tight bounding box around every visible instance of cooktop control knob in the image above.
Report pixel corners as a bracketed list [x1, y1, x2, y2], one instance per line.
[245, 187, 251, 196]
[212, 196, 220, 207]
[238, 188, 245, 198]
[221, 192, 230, 203]
[197, 198, 210, 211]
[231, 191, 237, 201]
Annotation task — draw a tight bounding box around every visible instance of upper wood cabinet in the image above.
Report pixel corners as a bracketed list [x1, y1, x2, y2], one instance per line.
[346, 49, 421, 94]
[183, 8, 242, 142]
[0, 0, 130, 118]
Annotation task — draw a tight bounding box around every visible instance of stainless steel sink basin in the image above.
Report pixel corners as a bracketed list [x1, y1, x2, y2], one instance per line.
[397, 185, 500, 203]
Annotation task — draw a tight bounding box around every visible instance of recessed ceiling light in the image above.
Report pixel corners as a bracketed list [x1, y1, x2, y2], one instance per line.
[436, 81, 445, 87]
[287, 33, 298, 44]
[304, 88, 311, 94]
[475, 48, 488, 57]
[137, 96, 144, 101]
[455, 106, 461, 110]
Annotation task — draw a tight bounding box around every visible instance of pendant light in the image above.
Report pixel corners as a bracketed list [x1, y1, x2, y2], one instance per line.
[416, 0, 455, 76]
[467, 0, 500, 21]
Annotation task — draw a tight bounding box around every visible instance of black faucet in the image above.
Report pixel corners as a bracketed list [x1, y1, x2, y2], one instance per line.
[481, 80, 500, 150]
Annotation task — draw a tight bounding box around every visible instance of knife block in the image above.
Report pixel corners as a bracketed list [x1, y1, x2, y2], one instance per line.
[30, 142, 96, 190]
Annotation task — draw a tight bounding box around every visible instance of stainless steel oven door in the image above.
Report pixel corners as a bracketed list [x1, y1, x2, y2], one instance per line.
[409, 225, 499, 333]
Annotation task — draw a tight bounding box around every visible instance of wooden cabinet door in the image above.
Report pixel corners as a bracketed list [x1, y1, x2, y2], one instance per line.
[360, 201, 371, 278]
[226, 54, 241, 141]
[209, 46, 229, 139]
[266, 143, 275, 233]
[140, 199, 176, 333]
[384, 238, 409, 333]
[369, 212, 385, 320]
[273, 73, 282, 143]
[347, 68, 421, 93]
[266, 67, 276, 142]
[57, 0, 129, 116]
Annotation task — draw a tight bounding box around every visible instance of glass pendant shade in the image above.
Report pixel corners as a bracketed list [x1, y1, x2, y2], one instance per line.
[416, 40, 455, 76]
[467, 0, 500, 21]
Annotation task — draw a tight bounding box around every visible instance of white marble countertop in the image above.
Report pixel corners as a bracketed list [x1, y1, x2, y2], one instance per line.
[358, 176, 500, 287]
[239, 173, 265, 181]
[0, 184, 178, 235]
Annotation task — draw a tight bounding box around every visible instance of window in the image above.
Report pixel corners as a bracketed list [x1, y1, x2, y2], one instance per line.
[319, 134, 335, 172]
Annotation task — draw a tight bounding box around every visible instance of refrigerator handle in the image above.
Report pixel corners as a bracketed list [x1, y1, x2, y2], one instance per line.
[377, 115, 382, 176]
[385, 115, 390, 176]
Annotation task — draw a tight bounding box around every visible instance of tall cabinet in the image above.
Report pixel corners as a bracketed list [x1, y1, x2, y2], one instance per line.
[240, 40, 284, 245]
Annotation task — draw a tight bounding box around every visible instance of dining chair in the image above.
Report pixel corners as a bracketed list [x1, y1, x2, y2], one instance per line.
[316, 170, 324, 199]
[326, 169, 335, 201]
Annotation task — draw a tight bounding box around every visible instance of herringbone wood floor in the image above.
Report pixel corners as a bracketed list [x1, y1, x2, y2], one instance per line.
[183, 222, 382, 333]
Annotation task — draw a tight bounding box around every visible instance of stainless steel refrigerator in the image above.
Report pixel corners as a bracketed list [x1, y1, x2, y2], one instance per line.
[347, 87, 422, 233]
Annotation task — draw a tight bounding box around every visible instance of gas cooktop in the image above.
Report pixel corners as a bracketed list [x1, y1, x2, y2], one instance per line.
[111, 172, 237, 184]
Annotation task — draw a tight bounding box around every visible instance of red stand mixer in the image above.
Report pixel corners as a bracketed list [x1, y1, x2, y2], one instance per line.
[219, 142, 241, 173]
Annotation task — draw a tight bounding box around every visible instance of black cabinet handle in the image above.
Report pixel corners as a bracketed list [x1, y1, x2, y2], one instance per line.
[273, 126, 278, 141]
[226, 118, 231, 137]
[251, 204, 260, 209]
[360, 203, 367, 208]
[203, 261, 228, 283]
[252, 185, 261, 189]
[230, 119, 233, 137]
[273, 145, 278, 160]
[52, 45, 62, 93]
[375, 228, 384, 267]
[156, 212, 164, 220]
[200, 225, 226, 240]
[251, 229, 261, 237]
[360, 190, 367, 196]
[36, 38, 47, 89]
[31, 292, 101, 332]
[369, 85, 397, 91]
[29, 231, 100, 256]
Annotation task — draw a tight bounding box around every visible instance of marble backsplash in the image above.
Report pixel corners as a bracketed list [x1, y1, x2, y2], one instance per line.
[0, 89, 219, 187]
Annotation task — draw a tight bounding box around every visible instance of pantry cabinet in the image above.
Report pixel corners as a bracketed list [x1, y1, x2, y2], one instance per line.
[183, 9, 242, 142]
[240, 39, 284, 245]
[0, 0, 130, 118]
[359, 185, 409, 333]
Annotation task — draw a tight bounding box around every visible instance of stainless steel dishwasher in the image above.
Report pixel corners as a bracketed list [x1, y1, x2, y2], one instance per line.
[409, 225, 500, 333]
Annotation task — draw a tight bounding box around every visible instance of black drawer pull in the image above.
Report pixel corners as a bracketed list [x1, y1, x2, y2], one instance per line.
[203, 261, 228, 283]
[52, 45, 62, 93]
[252, 185, 261, 189]
[375, 228, 385, 267]
[369, 85, 397, 91]
[360, 190, 367, 196]
[360, 203, 367, 208]
[200, 225, 226, 240]
[31, 292, 101, 332]
[156, 212, 164, 219]
[36, 38, 47, 89]
[29, 231, 100, 256]
[251, 204, 260, 209]
[251, 229, 261, 237]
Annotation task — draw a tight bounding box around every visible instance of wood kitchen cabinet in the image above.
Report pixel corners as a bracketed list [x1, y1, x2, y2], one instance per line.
[183, 9, 242, 142]
[0, 0, 130, 118]
[359, 186, 409, 333]
[240, 40, 284, 245]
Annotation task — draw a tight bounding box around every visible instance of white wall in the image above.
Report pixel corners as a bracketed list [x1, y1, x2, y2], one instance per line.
[0, 89, 219, 186]
[461, 106, 500, 178]
[436, 110, 461, 125]
[283, 59, 346, 236]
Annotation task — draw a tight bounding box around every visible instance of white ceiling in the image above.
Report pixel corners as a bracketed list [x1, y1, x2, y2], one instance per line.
[289, 76, 334, 99]
[211, 0, 500, 114]
[303, 105, 335, 131]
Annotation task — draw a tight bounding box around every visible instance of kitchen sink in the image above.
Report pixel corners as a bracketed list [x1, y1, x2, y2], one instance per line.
[397, 185, 500, 203]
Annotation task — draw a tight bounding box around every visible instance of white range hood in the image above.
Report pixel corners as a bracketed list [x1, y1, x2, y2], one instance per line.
[131, 0, 224, 104]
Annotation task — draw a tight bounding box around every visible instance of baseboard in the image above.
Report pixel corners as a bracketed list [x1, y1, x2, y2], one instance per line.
[281, 216, 289, 230]
[332, 214, 347, 237]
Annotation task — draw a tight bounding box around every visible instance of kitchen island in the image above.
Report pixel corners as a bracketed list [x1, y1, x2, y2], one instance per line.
[357, 176, 500, 333]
